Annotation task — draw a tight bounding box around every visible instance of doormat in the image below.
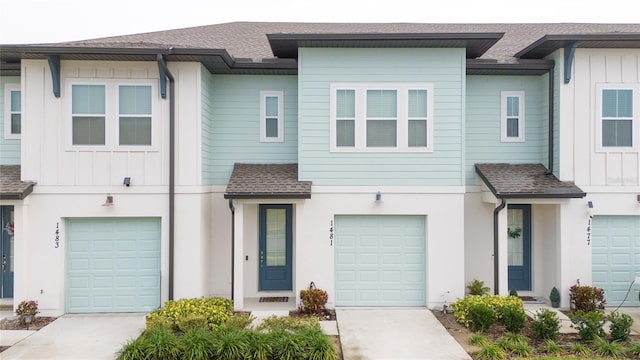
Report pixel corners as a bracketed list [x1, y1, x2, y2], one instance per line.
[259, 297, 289, 303]
[518, 296, 545, 304]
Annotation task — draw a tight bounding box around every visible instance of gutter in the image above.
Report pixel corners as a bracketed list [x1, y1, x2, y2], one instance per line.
[157, 54, 175, 301]
[493, 198, 506, 295]
[546, 66, 555, 175]
[228, 199, 235, 301]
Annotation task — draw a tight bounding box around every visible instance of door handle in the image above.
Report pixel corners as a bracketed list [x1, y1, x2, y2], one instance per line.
[1, 254, 5, 271]
[259, 251, 264, 267]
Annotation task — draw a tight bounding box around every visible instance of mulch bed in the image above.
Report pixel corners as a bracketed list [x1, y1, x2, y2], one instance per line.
[0, 316, 57, 331]
[289, 308, 337, 321]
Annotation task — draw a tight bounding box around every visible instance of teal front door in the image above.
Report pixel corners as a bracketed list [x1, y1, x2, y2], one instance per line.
[259, 205, 292, 291]
[1, 206, 14, 298]
[507, 205, 531, 291]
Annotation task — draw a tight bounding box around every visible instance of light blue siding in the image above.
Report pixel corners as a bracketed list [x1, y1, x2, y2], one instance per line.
[202, 74, 298, 185]
[335, 215, 426, 306]
[465, 76, 547, 185]
[65, 218, 161, 313]
[298, 48, 465, 186]
[0, 77, 21, 165]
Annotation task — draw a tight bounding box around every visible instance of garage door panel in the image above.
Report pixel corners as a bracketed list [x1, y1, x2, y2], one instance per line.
[592, 216, 640, 307]
[66, 218, 160, 313]
[335, 215, 426, 307]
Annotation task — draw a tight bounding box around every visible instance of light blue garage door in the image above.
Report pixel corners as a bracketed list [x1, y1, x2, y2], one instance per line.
[592, 216, 640, 307]
[335, 215, 426, 306]
[66, 218, 161, 313]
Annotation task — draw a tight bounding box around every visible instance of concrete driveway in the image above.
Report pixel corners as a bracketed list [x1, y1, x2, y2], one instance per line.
[336, 308, 471, 360]
[1, 313, 146, 360]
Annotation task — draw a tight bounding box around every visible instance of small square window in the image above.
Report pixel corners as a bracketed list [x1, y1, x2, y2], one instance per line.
[260, 91, 284, 142]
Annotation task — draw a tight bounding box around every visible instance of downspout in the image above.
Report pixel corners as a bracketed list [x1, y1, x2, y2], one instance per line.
[157, 54, 175, 300]
[228, 199, 235, 301]
[546, 66, 555, 175]
[493, 198, 506, 295]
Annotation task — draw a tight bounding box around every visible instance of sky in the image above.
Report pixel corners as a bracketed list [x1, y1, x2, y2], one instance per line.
[0, 0, 636, 44]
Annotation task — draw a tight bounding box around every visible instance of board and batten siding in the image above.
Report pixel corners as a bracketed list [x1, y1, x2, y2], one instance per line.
[465, 75, 547, 185]
[298, 48, 465, 186]
[0, 76, 21, 165]
[570, 49, 640, 187]
[203, 75, 298, 185]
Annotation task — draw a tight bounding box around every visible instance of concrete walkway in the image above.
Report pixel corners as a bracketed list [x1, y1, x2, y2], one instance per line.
[0, 313, 146, 360]
[336, 308, 471, 360]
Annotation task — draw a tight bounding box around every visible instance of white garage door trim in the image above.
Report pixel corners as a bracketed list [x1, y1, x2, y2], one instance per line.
[592, 215, 640, 307]
[65, 218, 161, 313]
[335, 215, 426, 307]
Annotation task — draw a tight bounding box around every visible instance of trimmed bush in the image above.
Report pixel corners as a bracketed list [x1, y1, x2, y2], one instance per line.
[450, 295, 523, 328]
[569, 310, 605, 341]
[467, 303, 497, 332]
[299, 289, 329, 316]
[139, 325, 182, 360]
[608, 311, 633, 342]
[146, 297, 233, 331]
[500, 304, 526, 333]
[569, 284, 606, 312]
[532, 309, 560, 340]
[179, 328, 215, 360]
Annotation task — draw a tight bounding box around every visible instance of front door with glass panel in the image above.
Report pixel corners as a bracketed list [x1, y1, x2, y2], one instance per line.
[259, 205, 292, 291]
[1, 206, 15, 298]
[507, 204, 531, 291]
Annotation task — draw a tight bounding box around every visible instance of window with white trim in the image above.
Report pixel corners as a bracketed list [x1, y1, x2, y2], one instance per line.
[600, 88, 634, 148]
[260, 91, 284, 142]
[501, 91, 525, 142]
[119, 85, 152, 146]
[4, 84, 21, 139]
[330, 83, 433, 152]
[72, 84, 106, 145]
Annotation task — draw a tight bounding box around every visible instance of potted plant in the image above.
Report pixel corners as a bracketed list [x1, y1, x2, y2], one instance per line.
[16, 299, 39, 325]
[549, 287, 561, 308]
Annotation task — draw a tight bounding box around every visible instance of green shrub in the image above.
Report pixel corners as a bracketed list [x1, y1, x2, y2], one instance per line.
[116, 337, 147, 360]
[300, 327, 338, 360]
[473, 343, 506, 360]
[175, 314, 209, 333]
[246, 331, 273, 360]
[511, 341, 534, 357]
[532, 309, 560, 340]
[272, 329, 304, 360]
[257, 315, 320, 332]
[299, 289, 329, 315]
[468, 334, 489, 346]
[211, 325, 250, 360]
[179, 328, 215, 360]
[467, 279, 490, 295]
[225, 313, 255, 330]
[591, 335, 626, 358]
[450, 295, 523, 328]
[146, 297, 233, 331]
[608, 311, 633, 342]
[467, 303, 497, 332]
[139, 325, 182, 360]
[569, 310, 605, 341]
[146, 314, 173, 329]
[500, 305, 526, 333]
[541, 339, 560, 355]
[628, 342, 640, 356]
[569, 284, 606, 312]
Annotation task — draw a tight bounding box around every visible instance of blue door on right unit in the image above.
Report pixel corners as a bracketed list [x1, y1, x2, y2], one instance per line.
[507, 205, 531, 291]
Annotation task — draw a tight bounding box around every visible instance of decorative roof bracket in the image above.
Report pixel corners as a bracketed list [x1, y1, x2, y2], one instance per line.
[46, 55, 60, 97]
[564, 42, 578, 84]
[157, 58, 167, 99]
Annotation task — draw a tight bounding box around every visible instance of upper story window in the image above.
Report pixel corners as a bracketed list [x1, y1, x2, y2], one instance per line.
[501, 91, 525, 142]
[260, 91, 284, 142]
[600, 88, 634, 149]
[119, 85, 152, 146]
[330, 83, 433, 152]
[4, 84, 21, 139]
[69, 80, 156, 149]
[72, 84, 106, 145]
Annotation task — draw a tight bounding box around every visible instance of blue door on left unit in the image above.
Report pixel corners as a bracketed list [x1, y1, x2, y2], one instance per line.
[259, 205, 292, 291]
[508, 205, 531, 291]
[1, 206, 14, 298]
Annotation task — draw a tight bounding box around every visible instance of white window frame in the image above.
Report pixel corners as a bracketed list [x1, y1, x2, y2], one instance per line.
[330, 83, 434, 152]
[4, 84, 21, 140]
[66, 79, 158, 150]
[259, 90, 284, 142]
[596, 84, 638, 152]
[500, 91, 525, 143]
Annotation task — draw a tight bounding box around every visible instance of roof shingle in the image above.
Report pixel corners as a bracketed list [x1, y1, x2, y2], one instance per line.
[0, 165, 36, 200]
[224, 163, 311, 199]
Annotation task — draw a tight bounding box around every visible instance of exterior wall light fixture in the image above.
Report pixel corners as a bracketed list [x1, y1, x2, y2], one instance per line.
[102, 194, 114, 207]
[375, 191, 382, 203]
[123, 177, 131, 186]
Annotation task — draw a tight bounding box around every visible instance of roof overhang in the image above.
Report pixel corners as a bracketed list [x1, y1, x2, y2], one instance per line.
[0, 165, 36, 200]
[224, 163, 312, 200]
[0, 45, 298, 75]
[516, 33, 640, 59]
[466, 59, 555, 75]
[267, 32, 504, 59]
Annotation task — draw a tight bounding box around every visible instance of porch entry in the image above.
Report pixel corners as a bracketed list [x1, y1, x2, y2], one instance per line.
[258, 204, 293, 291]
[507, 204, 531, 291]
[1, 206, 14, 298]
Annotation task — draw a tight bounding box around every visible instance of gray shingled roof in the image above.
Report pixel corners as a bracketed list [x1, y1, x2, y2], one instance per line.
[0, 165, 36, 199]
[61, 22, 640, 62]
[475, 163, 585, 199]
[224, 163, 311, 199]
